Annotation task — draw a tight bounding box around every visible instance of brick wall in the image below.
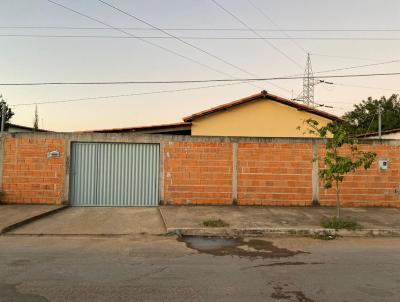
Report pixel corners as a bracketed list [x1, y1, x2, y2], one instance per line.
[237, 143, 313, 206]
[163, 141, 233, 205]
[163, 141, 400, 207]
[319, 144, 400, 207]
[1, 133, 400, 207]
[2, 137, 65, 204]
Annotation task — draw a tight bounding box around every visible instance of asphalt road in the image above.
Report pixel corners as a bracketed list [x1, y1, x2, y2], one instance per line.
[0, 235, 399, 302]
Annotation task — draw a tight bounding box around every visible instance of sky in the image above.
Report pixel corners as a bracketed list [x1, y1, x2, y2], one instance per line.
[0, 0, 399, 132]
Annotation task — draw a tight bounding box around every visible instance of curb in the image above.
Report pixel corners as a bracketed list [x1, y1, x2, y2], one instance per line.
[166, 227, 400, 238]
[0, 205, 69, 235]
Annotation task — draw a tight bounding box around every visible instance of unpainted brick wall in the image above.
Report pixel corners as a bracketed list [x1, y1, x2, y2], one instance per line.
[2, 137, 65, 204]
[163, 141, 233, 205]
[318, 144, 400, 207]
[237, 143, 313, 206]
[2, 135, 400, 207]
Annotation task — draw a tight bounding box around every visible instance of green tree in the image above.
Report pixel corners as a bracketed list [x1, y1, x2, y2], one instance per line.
[343, 94, 400, 135]
[0, 95, 15, 129]
[304, 119, 376, 218]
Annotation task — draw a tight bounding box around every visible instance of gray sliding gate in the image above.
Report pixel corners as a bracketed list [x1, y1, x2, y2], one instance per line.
[69, 143, 160, 206]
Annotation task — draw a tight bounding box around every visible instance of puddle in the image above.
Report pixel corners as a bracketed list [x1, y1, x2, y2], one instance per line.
[178, 236, 309, 259]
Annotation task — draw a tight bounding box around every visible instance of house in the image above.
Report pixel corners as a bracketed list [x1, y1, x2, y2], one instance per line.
[91, 90, 341, 137]
[6, 123, 48, 133]
[361, 128, 400, 139]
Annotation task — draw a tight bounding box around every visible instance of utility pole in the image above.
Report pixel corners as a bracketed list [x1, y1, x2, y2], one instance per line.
[378, 103, 382, 139]
[33, 104, 39, 131]
[0, 95, 5, 136]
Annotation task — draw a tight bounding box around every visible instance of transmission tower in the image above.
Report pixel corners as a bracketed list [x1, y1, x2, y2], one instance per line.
[302, 53, 315, 107]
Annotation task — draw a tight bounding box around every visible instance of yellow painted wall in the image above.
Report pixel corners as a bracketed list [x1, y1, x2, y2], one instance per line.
[191, 98, 332, 137]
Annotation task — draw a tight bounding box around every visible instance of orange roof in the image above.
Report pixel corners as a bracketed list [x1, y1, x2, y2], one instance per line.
[88, 122, 191, 133]
[183, 90, 341, 122]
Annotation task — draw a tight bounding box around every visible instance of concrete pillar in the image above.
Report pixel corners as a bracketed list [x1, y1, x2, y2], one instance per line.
[159, 141, 165, 205]
[62, 138, 71, 205]
[0, 136, 4, 198]
[311, 141, 320, 206]
[232, 142, 238, 205]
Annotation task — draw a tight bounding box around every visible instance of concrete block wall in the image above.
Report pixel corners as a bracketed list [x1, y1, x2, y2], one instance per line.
[0, 132, 399, 207]
[1, 137, 65, 204]
[237, 143, 313, 206]
[163, 141, 233, 205]
[318, 144, 400, 207]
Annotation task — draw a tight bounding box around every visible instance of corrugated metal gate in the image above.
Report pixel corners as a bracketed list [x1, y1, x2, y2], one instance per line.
[69, 143, 160, 206]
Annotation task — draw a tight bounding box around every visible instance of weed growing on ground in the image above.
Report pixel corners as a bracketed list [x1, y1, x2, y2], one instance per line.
[321, 217, 360, 231]
[314, 231, 337, 240]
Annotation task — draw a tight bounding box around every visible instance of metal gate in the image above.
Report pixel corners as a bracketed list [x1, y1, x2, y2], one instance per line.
[69, 143, 160, 206]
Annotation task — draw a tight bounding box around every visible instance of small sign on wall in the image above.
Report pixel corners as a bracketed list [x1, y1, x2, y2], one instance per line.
[47, 150, 60, 158]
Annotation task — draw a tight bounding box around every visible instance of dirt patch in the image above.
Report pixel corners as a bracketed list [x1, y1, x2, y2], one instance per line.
[178, 236, 309, 259]
[8, 259, 31, 267]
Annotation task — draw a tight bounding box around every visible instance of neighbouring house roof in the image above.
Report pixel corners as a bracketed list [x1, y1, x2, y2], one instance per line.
[90, 122, 192, 134]
[359, 128, 400, 138]
[6, 123, 49, 132]
[87, 90, 341, 134]
[183, 90, 342, 122]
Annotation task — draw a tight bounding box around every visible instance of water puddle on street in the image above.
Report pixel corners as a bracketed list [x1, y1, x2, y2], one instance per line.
[178, 236, 309, 259]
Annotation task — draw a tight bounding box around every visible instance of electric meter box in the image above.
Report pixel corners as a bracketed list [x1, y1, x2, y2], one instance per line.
[378, 159, 389, 171]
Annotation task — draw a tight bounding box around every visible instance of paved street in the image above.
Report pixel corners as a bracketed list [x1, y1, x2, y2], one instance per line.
[0, 235, 399, 302]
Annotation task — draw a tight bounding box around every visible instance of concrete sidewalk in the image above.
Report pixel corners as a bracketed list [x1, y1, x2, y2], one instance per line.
[0, 205, 66, 234]
[8, 207, 166, 236]
[159, 206, 400, 237]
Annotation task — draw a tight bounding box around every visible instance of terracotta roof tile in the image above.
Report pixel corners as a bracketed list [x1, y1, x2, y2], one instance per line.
[183, 90, 342, 122]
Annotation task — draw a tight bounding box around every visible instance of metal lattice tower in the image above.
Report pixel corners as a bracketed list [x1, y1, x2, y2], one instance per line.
[302, 53, 315, 107]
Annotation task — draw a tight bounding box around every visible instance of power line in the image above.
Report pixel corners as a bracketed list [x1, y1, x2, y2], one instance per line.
[95, 0, 287, 93]
[332, 82, 400, 92]
[211, 0, 304, 70]
[45, 0, 271, 93]
[363, 113, 378, 138]
[313, 59, 400, 75]
[10, 80, 344, 111]
[3, 71, 400, 86]
[3, 34, 400, 40]
[10, 80, 255, 107]
[246, 0, 307, 54]
[2, 26, 400, 32]
[311, 53, 382, 62]
[4, 34, 400, 40]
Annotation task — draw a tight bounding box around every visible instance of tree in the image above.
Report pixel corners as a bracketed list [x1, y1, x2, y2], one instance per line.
[0, 95, 15, 129]
[343, 94, 400, 135]
[33, 105, 39, 131]
[304, 119, 376, 218]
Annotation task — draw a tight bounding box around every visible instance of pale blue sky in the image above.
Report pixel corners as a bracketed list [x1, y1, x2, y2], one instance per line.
[0, 0, 399, 131]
